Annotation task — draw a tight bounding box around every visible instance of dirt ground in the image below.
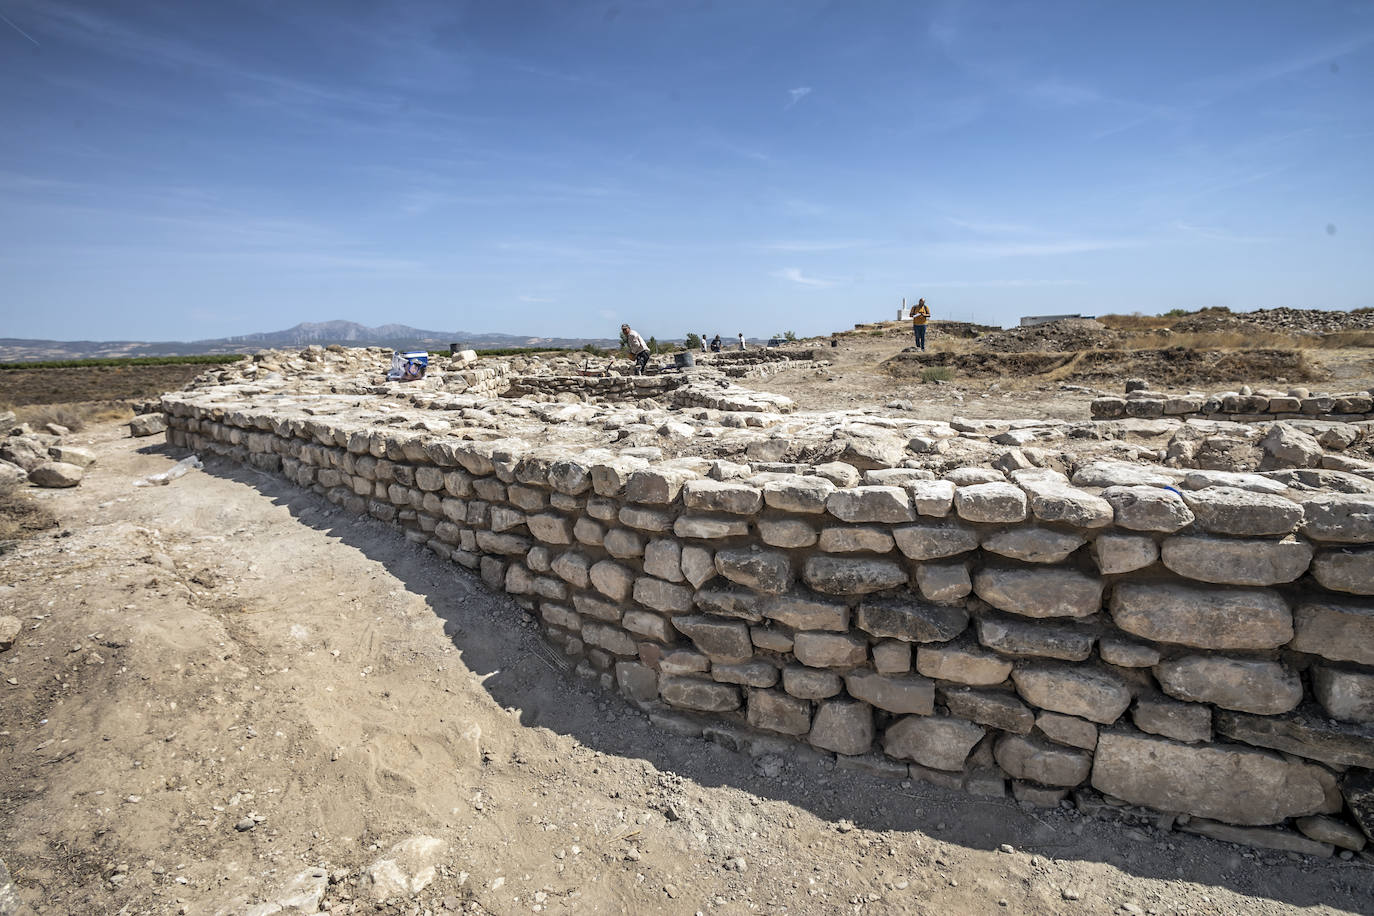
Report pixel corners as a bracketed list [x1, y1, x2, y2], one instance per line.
[750, 328, 1374, 417]
[0, 365, 208, 407]
[2, 420, 1373, 916]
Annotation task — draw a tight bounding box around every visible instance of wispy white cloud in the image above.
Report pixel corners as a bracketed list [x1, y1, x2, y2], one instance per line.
[927, 238, 1142, 258]
[773, 267, 841, 288]
[519, 295, 555, 303]
[785, 87, 812, 109]
[1172, 221, 1272, 244]
[919, 278, 1086, 288]
[759, 239, 875, 252]
[945, 217, 1036, 236]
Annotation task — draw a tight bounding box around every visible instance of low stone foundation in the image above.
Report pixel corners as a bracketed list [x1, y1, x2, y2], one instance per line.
[161, 389, 1374, 858]
[1094, 389, 1374, 423]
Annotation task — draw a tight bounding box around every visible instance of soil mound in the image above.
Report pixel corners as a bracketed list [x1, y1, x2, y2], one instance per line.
[974, 318, 1123, 353]
[882, 347, 1316, 386]
[1173, 306, 1374, 335]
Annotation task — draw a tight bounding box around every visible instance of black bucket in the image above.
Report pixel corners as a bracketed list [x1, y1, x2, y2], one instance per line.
[674, 351, 696, 368]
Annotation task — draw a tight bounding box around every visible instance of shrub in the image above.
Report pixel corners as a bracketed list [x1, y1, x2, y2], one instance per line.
[685, 333, 702, 350]
[1164, 308, 1191, 317]
[783, 330, 798, 341]
[921, 366, 954, 383]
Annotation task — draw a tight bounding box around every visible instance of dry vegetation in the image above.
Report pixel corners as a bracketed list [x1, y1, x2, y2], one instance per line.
[0, 363, 208, 407]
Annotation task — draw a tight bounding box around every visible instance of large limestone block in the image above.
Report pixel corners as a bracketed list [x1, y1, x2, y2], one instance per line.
[941, 686, 1034, 734]
[981, 527, 1086, 563]
[914, 562, 971, 603]
[715, 547, 792, 594]
[808, 699, 874, 755]
[603, 528, 646, 558]
[589, 560, 634, 602]
[782, 665, 843, 699]
[1214, 710, 1374, 769]
[892, 521, 979, 560]
[48, 445, 95, 468]
[747, 689, 811, 735]
[855, 596, 968, 642]
[825, 486, 916, 523]
[682, 479, 763, 514]
[1073, 461, 1182, 489]
[1035, 712, 1098, 750]
[643, 539, 684, 582]
[761, 475, 835, 513]
[1301, 494, 1374, 543]
[527, 513, 573, 545]
[1182, 470, 1288, 494]
[622, 608, 674, 643]
[844, 671, 935, 714]
[634, 577, 694, 614]
[590, 456, 648, 497]
[758, 518, 818, 548]
[1102, 486, 1194, 532]
[1092, 533, 1158, 574]
[907, 479, 956, 517]
[27, 461, 83, 487]
[673, 616, 752, 661]
[916, 642, 1013, 686]
[660, 675, 741, 712]
[581, 621, 637, 656]
[674, 515, 749, 539]
[573, 593, 622, 623]
[1160, 535, 1311, 586]
[883, 716, 985, 770]
[1291, 601, 1374, 664]
[1155, 656, 1302, 715]
[1011, 666, 1131, 725]
[1312, 548, 1374, 595]
[1091, 732, 1330, 826]
[548, 457, 593, 495]
[818, 526, 895, 554]
[994, 735, 1091, 787]
[759, 593, 849, 631]
[803, 556, 909, 595]
[712, 660, 779, 687]
[1132, 695, 1212, 743]
[954, 482, 1028, 523]
[1012, 470, 1114, 528]
[1261, 423, 1323, 468]
[626, 467, 697, 504]
[129, 413, 167, 437]
[792, 632, 867, 668]
[1313, 667, 1374, 723]
[972, 567, 1102, 619]
[695, 586, 762, 622]
[1181, 486, 1302, 536]
[976, 615, 1095, 661]
[1110, 582, 1292, 650]
[681, 545, 716, 588]
[619, 505, 672, 532]
[1340, 768, 1374, 841]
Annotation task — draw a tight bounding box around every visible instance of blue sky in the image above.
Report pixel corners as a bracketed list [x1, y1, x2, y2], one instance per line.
[1, 0, 1371, 342]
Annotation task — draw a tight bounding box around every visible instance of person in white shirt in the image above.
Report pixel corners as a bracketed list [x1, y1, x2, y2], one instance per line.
[737, 332, 745, 351]
[622, 324, 651, 375]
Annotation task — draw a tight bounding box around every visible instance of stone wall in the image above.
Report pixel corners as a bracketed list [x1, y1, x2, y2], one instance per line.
[1094, 389, 1374, 423]
[161, 392, 1374, 857]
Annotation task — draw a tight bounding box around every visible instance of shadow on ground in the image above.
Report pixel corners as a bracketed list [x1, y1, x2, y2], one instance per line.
[189, 449, 1372, 913]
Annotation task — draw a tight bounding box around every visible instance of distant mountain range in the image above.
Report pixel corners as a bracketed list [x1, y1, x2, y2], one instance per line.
[0, 321, 625, 361]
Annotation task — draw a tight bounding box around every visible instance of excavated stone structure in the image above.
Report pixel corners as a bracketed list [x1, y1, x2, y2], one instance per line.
[159, 351, 1374, 859]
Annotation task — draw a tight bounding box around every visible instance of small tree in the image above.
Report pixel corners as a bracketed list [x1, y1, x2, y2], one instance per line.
[685, 332, 702, 350]
[783, 330, 798, 341]
[647, 336, 660, 354]
[618, 328, 631, 353]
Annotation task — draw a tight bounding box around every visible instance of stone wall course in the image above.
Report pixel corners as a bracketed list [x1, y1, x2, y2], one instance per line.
[162, 387, 1374, 855]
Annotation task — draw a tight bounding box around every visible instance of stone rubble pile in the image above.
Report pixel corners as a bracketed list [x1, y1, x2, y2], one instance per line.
[1172, 306, 1374, 336]
[158, 370, 1374, 858]
[0, 411, 97, 489]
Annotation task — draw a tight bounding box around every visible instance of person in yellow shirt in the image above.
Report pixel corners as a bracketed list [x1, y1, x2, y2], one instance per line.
[910, 298, 930, 350]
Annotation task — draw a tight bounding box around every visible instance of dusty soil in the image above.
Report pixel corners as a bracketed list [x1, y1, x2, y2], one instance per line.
[1, 422, 1372, 916]
[0, 365, 208, 407]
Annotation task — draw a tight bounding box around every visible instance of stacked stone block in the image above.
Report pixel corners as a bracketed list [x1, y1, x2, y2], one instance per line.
[163, 390, 1374, 857]
[1094, 389, 1374, 423]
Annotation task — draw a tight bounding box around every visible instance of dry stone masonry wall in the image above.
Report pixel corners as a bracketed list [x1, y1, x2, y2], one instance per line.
[160, 373, 1374, 860]
[1094, 387, 1374, 423]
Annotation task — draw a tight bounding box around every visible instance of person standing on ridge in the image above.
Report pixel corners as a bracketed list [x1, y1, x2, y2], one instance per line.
[910, 298, 930, 351]
[622, 323, 651, 375]
[738, 332, 746, 351]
